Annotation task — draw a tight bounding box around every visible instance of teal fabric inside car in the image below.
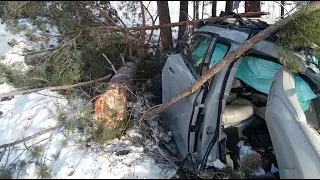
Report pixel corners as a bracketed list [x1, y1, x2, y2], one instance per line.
[210, 43, 229, 66]
[235, 56, 317, 111]
[192, 42, 210, 67]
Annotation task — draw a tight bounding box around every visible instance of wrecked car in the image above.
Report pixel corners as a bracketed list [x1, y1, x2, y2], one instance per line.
[161, 17, 320, 178]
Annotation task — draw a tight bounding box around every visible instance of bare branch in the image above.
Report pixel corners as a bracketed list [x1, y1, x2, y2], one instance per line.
[139, 1, 147, 44]
[0, 74, 112, 98]
[0, 126, 59, 149]
[102, 53, 117, 74]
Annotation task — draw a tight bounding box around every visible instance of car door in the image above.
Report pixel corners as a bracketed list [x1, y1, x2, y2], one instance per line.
[162, 33, 217, 159]
[265, 68, 320, 178]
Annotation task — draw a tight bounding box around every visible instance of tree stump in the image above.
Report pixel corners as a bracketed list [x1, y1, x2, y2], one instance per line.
[93, 62, 137, 128]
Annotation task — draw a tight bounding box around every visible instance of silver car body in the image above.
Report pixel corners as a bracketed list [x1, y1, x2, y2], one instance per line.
[162, 21, 320, 178]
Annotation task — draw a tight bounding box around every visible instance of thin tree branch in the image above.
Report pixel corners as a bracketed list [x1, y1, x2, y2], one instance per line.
[0, 126, 59, 149]
[0, 74, 112, 98]
[102, 53, 117, 74]
[139, 1, 146, 44]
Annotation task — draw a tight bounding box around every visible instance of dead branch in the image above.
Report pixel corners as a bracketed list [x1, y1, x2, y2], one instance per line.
[139, 1, 147, 44]
[146, 15, 159, 45]
[102, 53, 117, 74]
[88, 11, 269, 32]
[121, 54, 126, 66]
[0, 126, 59, 149]
[140, 1, 320, 121]
[0, 74, 112, 98]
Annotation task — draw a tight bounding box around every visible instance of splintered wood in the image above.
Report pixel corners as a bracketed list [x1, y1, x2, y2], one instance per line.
[93, 62, 137, 128]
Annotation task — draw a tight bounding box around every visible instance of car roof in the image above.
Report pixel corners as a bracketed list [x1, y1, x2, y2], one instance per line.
[197, 20, 280, 63]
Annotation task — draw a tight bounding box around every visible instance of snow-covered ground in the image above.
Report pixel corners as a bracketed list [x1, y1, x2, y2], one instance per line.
[0, 20, 176, 179]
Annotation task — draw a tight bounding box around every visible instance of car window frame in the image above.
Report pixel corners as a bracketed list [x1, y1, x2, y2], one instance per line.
[181, 32, 219, 79]
[203, 38, 231, 75]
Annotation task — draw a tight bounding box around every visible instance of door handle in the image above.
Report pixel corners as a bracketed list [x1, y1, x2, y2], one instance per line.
[168, 67, 175, 75]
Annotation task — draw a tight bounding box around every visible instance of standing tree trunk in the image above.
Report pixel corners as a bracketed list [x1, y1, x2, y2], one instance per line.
[157, 1, 173, 50]
[178, 1, 188, 40]
[225, 1, 234, 13]
[245, 1, 261, 12]
[202, 1, 205, 19]
[280, 1, 285, 18]
[212, 1, 217, 17]
[195, 1, 200, 20]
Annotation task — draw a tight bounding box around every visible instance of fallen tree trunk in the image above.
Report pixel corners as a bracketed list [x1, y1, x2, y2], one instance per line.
[141, 1, 320, 121]
[0, 74, 112, 99]
[93, 62, 137, 128]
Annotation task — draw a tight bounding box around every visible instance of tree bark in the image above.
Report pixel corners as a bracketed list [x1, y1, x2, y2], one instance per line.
[94, 62, 137, 128]
[140, 1, 320, 121]
[157, 1, 173, 50]
[195, 1, 199, 20]
[178, 1, 189, 40]
[280, 1, 285, 18]
[225, 1, 234, 13]
[245, 1, 261, 12]
[202, 1, 205, 19]
[212, 1, 217, 17]
[0, 74, 112, 99]
[193, 1, 196, 20]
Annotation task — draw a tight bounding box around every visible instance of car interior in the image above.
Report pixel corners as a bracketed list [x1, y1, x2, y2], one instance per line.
[214, 51, 320, 177]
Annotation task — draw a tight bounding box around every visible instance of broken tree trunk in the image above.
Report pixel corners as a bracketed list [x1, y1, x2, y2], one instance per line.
[94, 62, 137, 128]
[140, 1, 320, 121]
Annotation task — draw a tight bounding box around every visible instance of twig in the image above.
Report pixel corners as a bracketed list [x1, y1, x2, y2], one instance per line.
[139, 104, 163, 125]
[146, 15, 159, 45]
[102, 53, 117, 74]
[0, 147, 7, 162]
[276, 3, 298, 19]
[139, 1, 147, 44]
[276, 1, 290, 15]
[4, 147, 12, 168]
[121, 54, 126, 66]
[0, 74, 112, 98]
[156, 146, 179, 170]
[0, 126, 60, 149]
